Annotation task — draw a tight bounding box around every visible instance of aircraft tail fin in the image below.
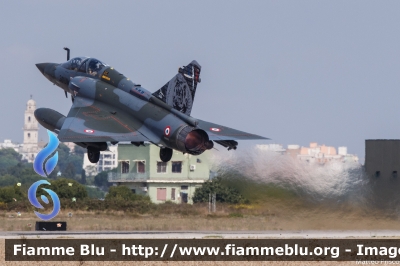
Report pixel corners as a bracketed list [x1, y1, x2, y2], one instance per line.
[152, 60, 201, 116]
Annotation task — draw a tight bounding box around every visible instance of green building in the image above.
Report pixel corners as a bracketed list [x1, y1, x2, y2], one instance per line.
[108, 143, 210, 204]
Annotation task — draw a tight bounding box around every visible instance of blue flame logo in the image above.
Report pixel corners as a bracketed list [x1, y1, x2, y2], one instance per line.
[30, 130, 60, 220]
[33, 130, 59, 177]
[28, 180, 60, 221]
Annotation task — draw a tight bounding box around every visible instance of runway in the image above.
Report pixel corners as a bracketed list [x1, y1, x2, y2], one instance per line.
[1, 230, 400, 239]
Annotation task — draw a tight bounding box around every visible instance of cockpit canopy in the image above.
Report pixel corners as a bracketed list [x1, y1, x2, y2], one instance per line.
[61, 57, 108, 77]
[61, 57, 88, 71]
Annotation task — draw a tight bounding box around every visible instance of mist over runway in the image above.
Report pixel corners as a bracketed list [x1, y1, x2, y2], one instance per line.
[210, 147, 400, 212]
[212, 148, 365, 200]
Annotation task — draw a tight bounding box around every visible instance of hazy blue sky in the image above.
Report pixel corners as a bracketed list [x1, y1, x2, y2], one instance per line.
[1, 1, 400, 161]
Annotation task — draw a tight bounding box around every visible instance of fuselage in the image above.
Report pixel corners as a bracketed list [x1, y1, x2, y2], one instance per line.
[36, 57, 211, 155]
[36, 57, 149, 100]
[69, 76, 188, 149]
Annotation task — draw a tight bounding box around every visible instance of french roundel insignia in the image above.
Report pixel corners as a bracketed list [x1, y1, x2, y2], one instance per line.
[164, 126, 171, 136]
[210, 128, 221, 132]
[84, 129, 95, 134]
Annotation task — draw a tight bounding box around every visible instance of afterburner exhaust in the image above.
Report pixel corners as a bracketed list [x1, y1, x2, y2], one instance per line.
[185, 130, 213, 151]
[173, 126, 213, 155]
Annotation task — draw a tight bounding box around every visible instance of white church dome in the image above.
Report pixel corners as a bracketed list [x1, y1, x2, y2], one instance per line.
[27, 99, 36, 106]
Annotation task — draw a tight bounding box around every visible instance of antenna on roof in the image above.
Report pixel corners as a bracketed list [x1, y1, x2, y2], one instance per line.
[63, 47, 70, 60]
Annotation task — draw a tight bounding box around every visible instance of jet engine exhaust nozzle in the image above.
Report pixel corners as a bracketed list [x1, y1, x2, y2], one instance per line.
[175, 126, 213, 155]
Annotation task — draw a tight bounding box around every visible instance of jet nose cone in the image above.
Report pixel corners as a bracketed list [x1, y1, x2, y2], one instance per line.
[35, 63, 48, 74]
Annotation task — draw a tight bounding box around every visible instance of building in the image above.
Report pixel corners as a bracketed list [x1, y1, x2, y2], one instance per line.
[365, 140, 400, 179]
[20, 98, 40, 162]
[365, 139, 400, 208]
[297, 142, 339, 163]
[108, 143, 210, 204]
[64, 142, 76, 152]
[257, 142, 359, 164]
[1, 98, 42, 161]
[0, 139, 22, 152]
[83, 145, 118, 176]
[286, 144, 300, 159]
[1, 97, 76, 162]
[292, 142, 358, 164]
[256, 144, 286, 154]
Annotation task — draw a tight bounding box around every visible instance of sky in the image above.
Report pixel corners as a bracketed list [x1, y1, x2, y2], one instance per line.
[1, 1, 400, 162]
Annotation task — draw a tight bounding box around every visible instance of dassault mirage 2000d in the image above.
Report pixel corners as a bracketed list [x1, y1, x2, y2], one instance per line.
[35, 48, 267, 163]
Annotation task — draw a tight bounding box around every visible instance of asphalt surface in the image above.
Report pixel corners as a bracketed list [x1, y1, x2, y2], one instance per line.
[1, 230, 400, 239]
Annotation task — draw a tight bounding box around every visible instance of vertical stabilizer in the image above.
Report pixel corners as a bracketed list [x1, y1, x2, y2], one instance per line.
[152, 60, 201, 116]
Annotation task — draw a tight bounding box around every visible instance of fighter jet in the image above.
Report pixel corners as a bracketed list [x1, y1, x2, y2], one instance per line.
[35, 48, 267, 163]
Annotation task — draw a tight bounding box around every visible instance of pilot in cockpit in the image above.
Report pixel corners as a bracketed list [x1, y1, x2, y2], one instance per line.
[88, 59, 105, 76]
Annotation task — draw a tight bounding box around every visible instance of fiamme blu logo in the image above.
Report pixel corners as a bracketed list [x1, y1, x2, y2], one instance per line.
[29, 130, 61, 221]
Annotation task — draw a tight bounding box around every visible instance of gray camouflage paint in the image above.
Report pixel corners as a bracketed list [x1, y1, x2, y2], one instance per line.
[35, 57, 267, 156]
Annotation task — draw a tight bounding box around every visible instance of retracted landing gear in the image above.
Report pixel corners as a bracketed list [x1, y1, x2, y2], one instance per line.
[87, 147, 100, 163]
[160, 148, 173, 162]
